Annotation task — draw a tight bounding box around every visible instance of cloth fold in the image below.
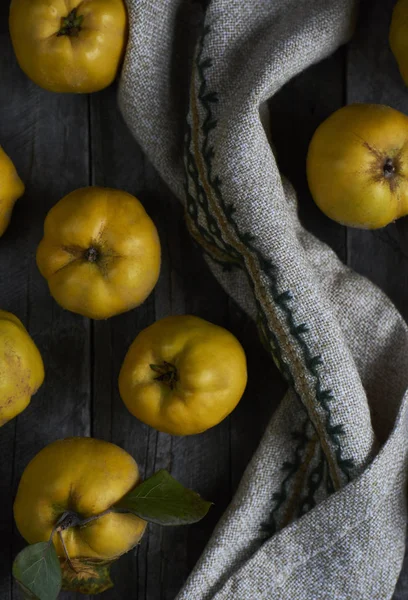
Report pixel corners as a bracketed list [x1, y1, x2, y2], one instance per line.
[119, 1, 408, 597]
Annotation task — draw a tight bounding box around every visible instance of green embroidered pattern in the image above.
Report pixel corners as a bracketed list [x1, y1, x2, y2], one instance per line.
[263, 413, 310, 535]
[297, 444, 327, 517]
[185, 123, 240, 270]
[263, 408, 333, 534]
[184, 25, 354, 525]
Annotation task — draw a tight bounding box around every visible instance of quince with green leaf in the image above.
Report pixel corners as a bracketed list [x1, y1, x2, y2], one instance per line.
[13, 437, 212, 598]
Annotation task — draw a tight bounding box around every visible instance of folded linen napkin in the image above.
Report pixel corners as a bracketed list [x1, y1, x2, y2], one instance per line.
[119, 1, 408, 597]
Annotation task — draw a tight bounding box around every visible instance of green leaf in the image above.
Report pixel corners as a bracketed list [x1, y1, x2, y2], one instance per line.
[13, 542, 62, 600]
[115, 469, 212, 526]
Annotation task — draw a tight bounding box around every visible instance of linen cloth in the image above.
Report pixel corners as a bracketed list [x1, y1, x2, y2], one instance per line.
[119, 1, 408, 598]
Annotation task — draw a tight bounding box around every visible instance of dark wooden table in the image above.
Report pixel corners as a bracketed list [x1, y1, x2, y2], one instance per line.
[1, 0, 408, 598]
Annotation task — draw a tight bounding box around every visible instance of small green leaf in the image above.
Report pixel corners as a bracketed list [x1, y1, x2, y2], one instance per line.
[115, 469, 212, 526]
[13, 542, 62, 600]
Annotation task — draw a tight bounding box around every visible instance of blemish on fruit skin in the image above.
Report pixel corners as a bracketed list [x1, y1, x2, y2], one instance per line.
[2, 345, 34, 400]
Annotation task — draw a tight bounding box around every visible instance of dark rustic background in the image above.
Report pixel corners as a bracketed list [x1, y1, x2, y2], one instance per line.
[1, 0, 408, 598]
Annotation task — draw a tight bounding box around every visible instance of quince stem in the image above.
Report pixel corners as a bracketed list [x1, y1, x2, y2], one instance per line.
[48, 509, 117, 574]
[57, 8, 84, 37]
[149, 361, 179, 390]
[58, 531, 78, 573]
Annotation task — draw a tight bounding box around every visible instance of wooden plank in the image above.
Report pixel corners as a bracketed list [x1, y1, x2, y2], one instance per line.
[346, 0, 408, 596]
[0, 25, 26, 598]
[0, 32, 25, 596]
[89, 86, 156, 600]
[0, 5, 92, 598]
[0, 2, 9, 34]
